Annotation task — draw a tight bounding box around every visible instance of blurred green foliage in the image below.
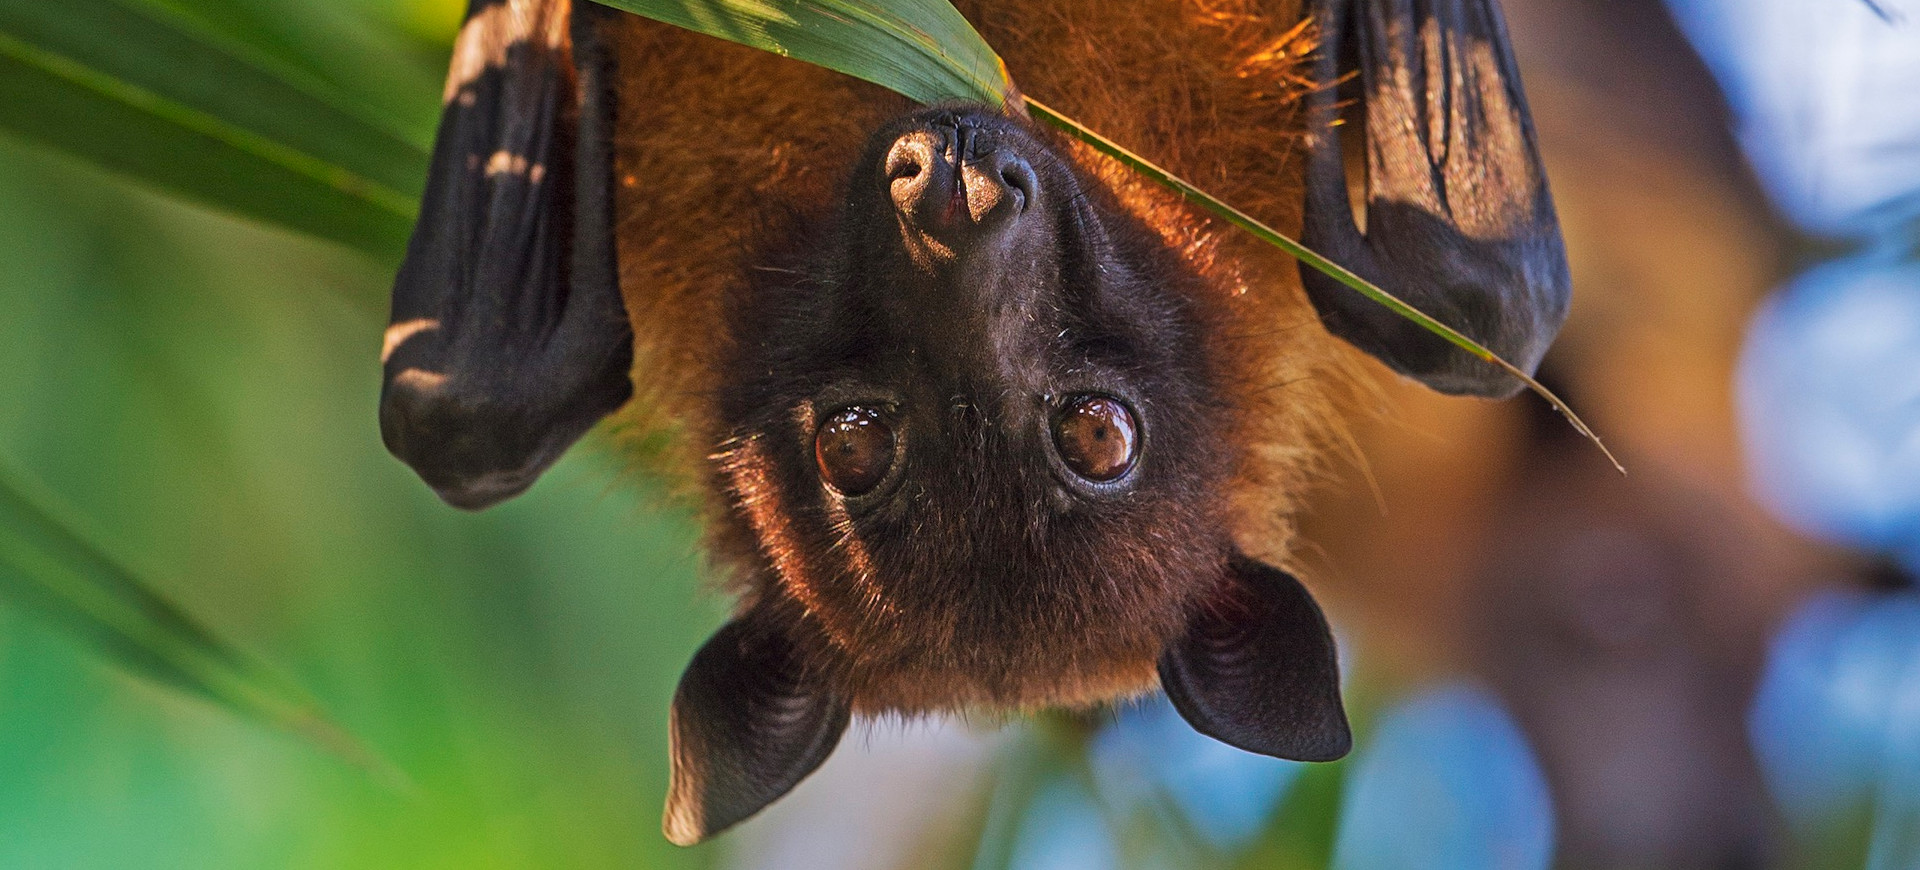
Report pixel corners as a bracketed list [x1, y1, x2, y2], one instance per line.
[0, 130, 724, 867]
[0, 0, 727, 866]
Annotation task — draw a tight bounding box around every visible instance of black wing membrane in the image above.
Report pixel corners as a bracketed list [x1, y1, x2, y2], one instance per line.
[1301, 0, 1570, 398]
[1160, 555, 1351, 762]
[664, 615, 851, 846]
[381, 0, 633, 510]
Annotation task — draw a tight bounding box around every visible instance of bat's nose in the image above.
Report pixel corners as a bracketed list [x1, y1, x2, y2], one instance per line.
[886, 120, 1036, 238]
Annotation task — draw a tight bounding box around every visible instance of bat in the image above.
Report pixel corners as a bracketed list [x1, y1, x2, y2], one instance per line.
[378, 0, 1570, 845]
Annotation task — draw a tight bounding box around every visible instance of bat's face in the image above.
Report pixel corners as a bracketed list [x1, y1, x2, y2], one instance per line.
[662, 105, 1346, 845]
[714, 106, 1234, 711]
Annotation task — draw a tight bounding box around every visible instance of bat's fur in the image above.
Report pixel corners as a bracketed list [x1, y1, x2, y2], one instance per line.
[598, 1, 1365, 714]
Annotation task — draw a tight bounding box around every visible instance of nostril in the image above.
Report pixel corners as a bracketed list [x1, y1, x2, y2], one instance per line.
[1001, 167, 1030, 197]
[996, 153, 1037, 211]
[885, 134, 938, 190]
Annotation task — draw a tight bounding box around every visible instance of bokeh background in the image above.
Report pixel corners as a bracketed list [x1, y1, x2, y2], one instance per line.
[1, 0, 1917, 868]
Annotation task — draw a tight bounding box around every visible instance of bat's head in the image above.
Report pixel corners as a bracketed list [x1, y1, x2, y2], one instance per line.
[671, 105, 1347, 847]
[716, 104, 1233, 707]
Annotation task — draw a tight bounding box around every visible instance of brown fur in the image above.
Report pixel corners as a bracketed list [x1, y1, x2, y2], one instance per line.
[600, 1, 1366, 709]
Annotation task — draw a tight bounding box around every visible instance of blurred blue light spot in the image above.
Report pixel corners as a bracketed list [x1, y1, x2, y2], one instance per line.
[1667, 0, 1920, 238]
[1007, 777, 1121, 870]
[1737, 254, 1920, 568]
[1750, 590, 1920, 869]
[1090, 695, 1304, 849]
[1331, 685, 1554, 870]
[1751, 592, 1904, 815]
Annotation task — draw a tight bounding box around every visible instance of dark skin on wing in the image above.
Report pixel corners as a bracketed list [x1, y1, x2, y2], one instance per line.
[380, 0, 632, 510]
[1302, 0, 1570, 397]
[381, 0, 1566, 847]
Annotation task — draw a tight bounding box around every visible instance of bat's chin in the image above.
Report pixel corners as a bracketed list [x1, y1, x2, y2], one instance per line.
[850, 650, 1165, 716]
[778, 531, 1227, 715]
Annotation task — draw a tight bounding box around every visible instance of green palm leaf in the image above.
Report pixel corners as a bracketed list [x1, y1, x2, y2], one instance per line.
[597, 0, 1009, 105]
[0, 0, 425, 257]
[0, 461, 396, 778]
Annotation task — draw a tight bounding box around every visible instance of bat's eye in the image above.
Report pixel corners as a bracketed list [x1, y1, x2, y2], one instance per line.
[815, 407, 896, 496]
[1053, 395, 1139, 483]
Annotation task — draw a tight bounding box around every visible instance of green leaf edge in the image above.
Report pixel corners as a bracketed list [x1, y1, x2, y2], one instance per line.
[116, 0, 435, 155]
[0, 28, 418, 222]
[0, 461, 405, 787]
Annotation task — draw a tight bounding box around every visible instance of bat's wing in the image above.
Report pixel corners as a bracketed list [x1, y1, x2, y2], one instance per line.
[381, 0, 633, 509]
[1160, 555, 1351, 761]
[664, 616, 851, 846]
[1300, 0, 1570, 398]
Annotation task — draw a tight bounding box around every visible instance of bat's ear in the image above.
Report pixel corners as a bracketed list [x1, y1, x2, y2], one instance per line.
[1300, 0, 1570, 398]
[1159, 554, 1350, 762]
[663, 616, 851, 846]
[380, 0, 634, 510]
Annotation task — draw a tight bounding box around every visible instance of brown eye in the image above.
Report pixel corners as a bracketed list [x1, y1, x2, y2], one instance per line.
[1053, 395, 1139, 482]
[815, 407, 896, 495]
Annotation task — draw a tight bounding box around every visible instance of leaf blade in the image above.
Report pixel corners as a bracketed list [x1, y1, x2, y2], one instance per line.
[595, 0, 1012, 105]
[0, 462, 398, 783]
[0, 0, 424, 256]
